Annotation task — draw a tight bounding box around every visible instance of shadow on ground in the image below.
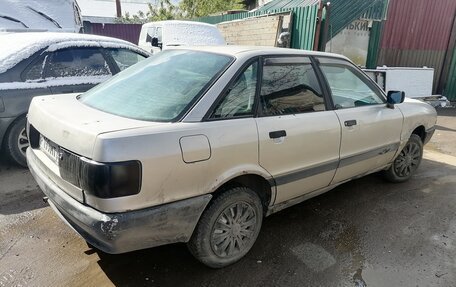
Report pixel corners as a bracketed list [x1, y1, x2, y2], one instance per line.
[84, 157, 456, 287]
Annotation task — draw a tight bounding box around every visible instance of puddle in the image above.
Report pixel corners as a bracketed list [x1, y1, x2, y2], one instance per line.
[291, 242, 336, 272]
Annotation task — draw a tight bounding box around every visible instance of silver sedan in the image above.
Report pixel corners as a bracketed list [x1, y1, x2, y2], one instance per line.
[26, 46, 436, 268]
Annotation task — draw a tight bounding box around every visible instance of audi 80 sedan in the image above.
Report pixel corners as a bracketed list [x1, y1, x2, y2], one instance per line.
[27, 46, 436, 268]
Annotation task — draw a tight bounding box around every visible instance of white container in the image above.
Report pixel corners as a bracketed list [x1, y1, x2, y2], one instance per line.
[363, 66, 434, 98]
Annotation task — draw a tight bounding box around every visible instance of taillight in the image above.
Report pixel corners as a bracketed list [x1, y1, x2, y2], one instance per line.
[59, 149, 141, 198]
[28, 123, 40, 148]
[79, 158, 142, 198]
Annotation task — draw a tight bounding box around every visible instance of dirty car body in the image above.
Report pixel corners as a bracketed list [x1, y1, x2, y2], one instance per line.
[27, 46, 437, 267]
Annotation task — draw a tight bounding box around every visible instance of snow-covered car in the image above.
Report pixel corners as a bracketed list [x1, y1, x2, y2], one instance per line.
[0, 0, 82, 33]
[27, 46, 436, 268]
[138, 20, 225, 54]
[0, 32, 149, 166]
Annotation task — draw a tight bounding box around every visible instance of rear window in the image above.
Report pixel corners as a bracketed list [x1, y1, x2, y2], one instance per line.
[79, 50, 232, 122]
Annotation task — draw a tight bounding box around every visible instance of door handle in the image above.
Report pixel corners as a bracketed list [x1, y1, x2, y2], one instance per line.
[269, 130, 287, 139]
[344, 120, 357, 127]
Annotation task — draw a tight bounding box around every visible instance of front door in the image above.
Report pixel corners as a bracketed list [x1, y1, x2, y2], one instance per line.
[255, 56, 341, 204]
[316, 57, 403, 183]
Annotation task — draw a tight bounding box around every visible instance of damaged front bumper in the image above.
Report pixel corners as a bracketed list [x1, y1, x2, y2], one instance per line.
[27, 148, 212, 254]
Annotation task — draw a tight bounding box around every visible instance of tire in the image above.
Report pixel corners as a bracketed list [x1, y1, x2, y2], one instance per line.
[4, 117, 28, 167]
[188, 187, 263, 268]
[383, 134, 423, 183]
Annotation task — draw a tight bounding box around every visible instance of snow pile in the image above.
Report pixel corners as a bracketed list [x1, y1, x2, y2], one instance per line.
[0, 32, 138, 74]
[0, 0, 79, 32]
[162, 21, 226, 47]
[47, 40, 146, 55]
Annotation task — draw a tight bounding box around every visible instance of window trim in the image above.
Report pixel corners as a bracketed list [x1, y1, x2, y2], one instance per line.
[256, 54, 330, 118]
[20, 50, 48, 82]
[313, 56, 387, 110]
[203, 57, 261, 121]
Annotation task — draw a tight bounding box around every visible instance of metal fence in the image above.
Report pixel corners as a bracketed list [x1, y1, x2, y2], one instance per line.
[444, 48, 456, 101]
[194, 5, 319, 51]
[84, 23, 142, 44]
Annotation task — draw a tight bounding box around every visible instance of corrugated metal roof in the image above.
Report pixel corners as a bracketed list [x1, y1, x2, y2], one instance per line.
[254, 0, 319, 12]
[360, 0, 389, 21]
[327, 0, 388, 38]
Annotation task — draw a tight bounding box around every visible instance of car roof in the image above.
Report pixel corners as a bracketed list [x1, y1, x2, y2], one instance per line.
[172, 45, 350, 60]
[0, 32, 145, 74]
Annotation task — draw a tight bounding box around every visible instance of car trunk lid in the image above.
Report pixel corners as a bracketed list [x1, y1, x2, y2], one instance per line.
[28, 93, 164, 158]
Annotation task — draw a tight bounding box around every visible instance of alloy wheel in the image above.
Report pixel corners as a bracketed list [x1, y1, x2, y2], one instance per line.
[17, 127, 29, 157]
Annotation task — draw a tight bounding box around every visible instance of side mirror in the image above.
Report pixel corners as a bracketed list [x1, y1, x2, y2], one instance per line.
[151, 37, 159, 47]
[386, 90, 405, 108]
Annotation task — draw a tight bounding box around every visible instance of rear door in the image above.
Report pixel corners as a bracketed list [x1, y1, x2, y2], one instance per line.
[45, 47, 112, 94]
[316, 57, 403, 183]
[255, 56, 341, 204]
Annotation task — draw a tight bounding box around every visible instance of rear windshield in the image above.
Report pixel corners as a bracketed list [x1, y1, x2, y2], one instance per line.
[79, 50, 232, 122]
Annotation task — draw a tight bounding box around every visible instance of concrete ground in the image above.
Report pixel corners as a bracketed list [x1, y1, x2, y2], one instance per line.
[0, 107, 455, 287]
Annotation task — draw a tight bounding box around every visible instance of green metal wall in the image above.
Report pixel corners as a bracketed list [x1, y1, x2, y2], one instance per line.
[194, 5, 319, 50]
[444, 48, 456, 101]
[366, 21, 383, 69]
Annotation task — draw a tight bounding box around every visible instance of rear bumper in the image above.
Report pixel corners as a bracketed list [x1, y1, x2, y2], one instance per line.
[27, 148, 212, 254]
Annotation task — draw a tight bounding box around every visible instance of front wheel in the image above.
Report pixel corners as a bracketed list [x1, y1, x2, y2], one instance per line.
[383, 134, 423, 183]
[188, 187, 263, 268]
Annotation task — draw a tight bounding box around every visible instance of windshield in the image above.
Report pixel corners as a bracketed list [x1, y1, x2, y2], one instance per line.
[79, 50, 232, 122]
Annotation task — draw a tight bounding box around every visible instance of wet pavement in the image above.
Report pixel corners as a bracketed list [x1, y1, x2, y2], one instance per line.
[1, 107, 455, 287]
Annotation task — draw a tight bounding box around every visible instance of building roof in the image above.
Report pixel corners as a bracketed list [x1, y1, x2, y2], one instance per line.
[254, 0, 319, 12]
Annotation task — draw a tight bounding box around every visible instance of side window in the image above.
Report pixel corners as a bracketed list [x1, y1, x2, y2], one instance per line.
[260, 57, 325, 116]
[211, 61, 258, 119]
[45, 48, 111, 78]
[156, 27, 163, 42]
[108, 48, 146, 71]
[318, 57, 385, 109]
[24, 54, 47, 81]
[146, 27, 155, 43]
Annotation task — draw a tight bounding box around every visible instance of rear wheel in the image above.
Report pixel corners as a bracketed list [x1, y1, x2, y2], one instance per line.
[5, 117, 28, 167]
[383, 134, 423, 183]
[188, 187, 263, 268]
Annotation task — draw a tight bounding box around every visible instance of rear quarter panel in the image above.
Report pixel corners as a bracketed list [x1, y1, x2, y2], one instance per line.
[88, 119, 269, 213]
